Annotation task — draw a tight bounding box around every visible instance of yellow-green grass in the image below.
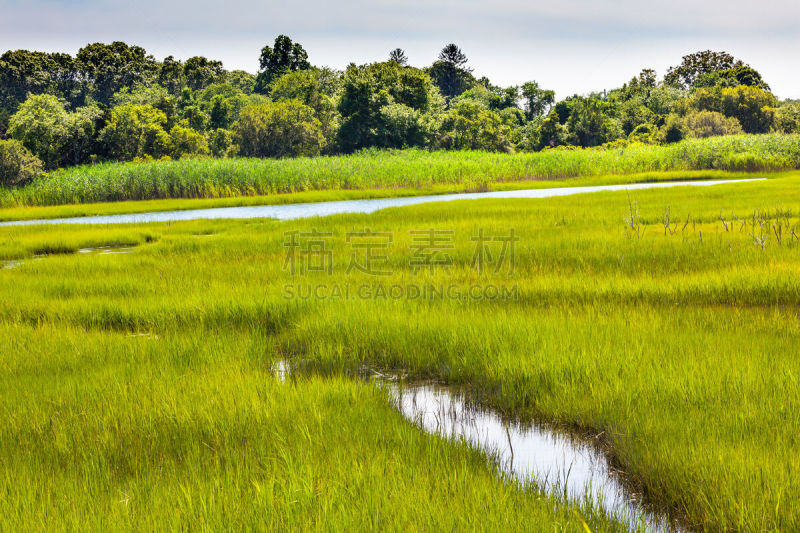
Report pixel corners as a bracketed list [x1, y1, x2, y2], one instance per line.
[2, 134, 799, 210]
[0, 169, 783, 223]
[2, 174, 800, 530]
[0, 325, 619, 532]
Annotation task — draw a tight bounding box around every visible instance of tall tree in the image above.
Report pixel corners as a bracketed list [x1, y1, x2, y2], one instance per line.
[98, 104, 172, 161]
[76, 42, 157, 104]
[388, 48, 408, 66]
[254, 35, 310, 94]
[439, 44, 468, 68]
[0, 50, 83, 118]
[337, 61, 439, 152]
[428, 44, 473, 100]
[7, 94, 102, 168]
[158, 56, 185, 95]
[520, 81, 555, 120]
[664, 50, 756, 90]
[183, 56, 224, 91]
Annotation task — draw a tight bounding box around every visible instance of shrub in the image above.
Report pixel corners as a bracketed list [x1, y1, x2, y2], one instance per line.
[170, 125, 209, 159]
[684, 110, 743, 138]
[235, 101, 324, 158]
[209, 128, 238, 158]
[0, 139, 43, 187]
[99, 104, 172, 161]
[7, 94, 69, 169]
[661, 114, 687, 144]
[720, 86, 776, 134]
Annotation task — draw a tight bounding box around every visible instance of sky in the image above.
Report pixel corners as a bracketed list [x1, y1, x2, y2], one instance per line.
[1, 0, 799, 99]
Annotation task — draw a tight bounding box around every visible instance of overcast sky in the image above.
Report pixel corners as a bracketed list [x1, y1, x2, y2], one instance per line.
[2, 0, 799, 99]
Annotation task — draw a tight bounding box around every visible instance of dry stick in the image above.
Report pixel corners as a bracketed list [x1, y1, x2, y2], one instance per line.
[505, 424, 515, 472]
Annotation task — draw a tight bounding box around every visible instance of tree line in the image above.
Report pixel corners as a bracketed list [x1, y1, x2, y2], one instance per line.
[1, 38, 799, 186]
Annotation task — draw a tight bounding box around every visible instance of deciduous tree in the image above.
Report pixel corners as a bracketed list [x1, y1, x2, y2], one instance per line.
[254, 36, 310, 94]
[235, 101, 324, 158]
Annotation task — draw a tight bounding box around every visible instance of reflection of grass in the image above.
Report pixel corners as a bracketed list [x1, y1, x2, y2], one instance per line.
[1, 133, 799, 209]
[2, 174, 800, 530]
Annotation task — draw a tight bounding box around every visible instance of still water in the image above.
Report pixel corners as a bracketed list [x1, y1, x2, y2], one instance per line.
[1, 178, 761, 226]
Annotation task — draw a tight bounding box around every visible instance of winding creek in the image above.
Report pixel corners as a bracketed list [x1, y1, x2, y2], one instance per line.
[274, 362, 678, 532]
[3, 179, 743, 530]
[0, 178, 762, 226]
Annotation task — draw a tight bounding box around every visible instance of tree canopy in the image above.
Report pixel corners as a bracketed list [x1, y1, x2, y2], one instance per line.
[254, 35, 310, 94]
[0, 41, 795, 184]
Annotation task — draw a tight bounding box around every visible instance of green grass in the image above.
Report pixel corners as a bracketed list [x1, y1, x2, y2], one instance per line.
[2, 134, 799, 209]
[0, 169, 784, 222]
[2, 174, 800, 530]
[0, 325, 618, 532]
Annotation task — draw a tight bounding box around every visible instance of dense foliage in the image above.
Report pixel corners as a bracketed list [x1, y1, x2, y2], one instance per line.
[2, 134, 798, 207]
[1, 39, 797, 184]
[0, 139, 42, 187]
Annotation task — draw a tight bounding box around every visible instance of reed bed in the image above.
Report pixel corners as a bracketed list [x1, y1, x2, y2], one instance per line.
[2, 134, 799, 208]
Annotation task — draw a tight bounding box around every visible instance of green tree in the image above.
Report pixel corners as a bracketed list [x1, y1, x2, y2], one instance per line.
[183, 56, 224, 91]
[99, 104, 172, 161]
[520, 81, 555, 120]
[464, 80, 519, 111]
[775, 101, 800, 133]
[254, 36, 310, 94]
[660, 114, 687, 143]
[7, 94, 70, 169]
[0, 139, 43, 187]
[8, 94, 103, 168]
[693, 65, 770, 91]
[437, 101, 510, 151]
[725, 65, 770, 90]
[225, 70, 256, 94]
[628, 123, 659, 144]
[112, 84, 178, 129]
[208, 128, 238, 158]
[537, 111, 568, 149]
[63, 105, 104, 166]
[663, 50, 768, 91]
[645, 85, 685, 116]
[427, 44, 474, 100]
[208, 95, 232, 130]
[0, 50, 83, 118]
[389, 48, 408, 66]
[76, 42, 157, 104]
[683, 110, 743, 138]
[269, 68, 342, 150]
[618, 98, 656, 136]
[565, 97, 622, 147]
[378, 103, 428, 148]
[337, 62, 441, 152]
[720, 86, 776, 133]
[235, 101, 324, 158]
[158, 56, 185, 95]
[169, 124, 209, 159]
[196, 83, 251, 129]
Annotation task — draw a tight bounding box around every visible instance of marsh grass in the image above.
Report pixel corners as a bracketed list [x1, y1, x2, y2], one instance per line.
[2, 174, 800, 530]
[1, 134, 798, 209]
